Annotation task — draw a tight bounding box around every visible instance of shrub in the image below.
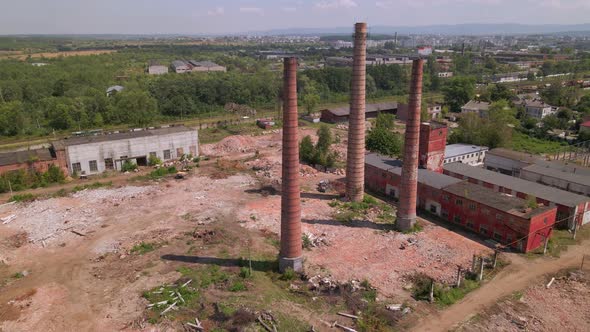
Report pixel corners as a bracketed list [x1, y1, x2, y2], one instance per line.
[229, 281, 247, 292]
[121, 160, 137, 172]
[131, 242, 156, 255]
[280, 267, 296, 281]
[8, 193, 36, 203]
[239, 267, 252, 279]
[302, 234, 312, 250]
[148, 155, 162, 166]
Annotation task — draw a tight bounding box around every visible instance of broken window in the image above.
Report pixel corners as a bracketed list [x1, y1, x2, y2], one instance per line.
[468, 203, 476, 211]
[441, 210, 449, 220]
[89, 160, 98, 172]
[479, 225, 488, 235]
[72, 162, 82, 173]
[454, 215, 461, 223]
[429, 205, 437, 214]
[496, 213, 504, 221]
[105, 158, 114, 170]
[466, 220, 474, 229]
[163, 150, 171, 159]
[455, 199, 463, 206]
[493, 232, 502, 241]
[176, 147, 184, 156]
[189, 145, 197, 156]
[149, 152, 157, 158]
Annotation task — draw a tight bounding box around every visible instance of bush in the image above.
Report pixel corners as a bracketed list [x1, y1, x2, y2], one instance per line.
[148, 155, 162, 166]
[229, 281, 247, 292]
[8, 193, 36, 203]
[239, 267, 252, 279]
[280, 267, 296, 281]
[121, 160, 137, 172]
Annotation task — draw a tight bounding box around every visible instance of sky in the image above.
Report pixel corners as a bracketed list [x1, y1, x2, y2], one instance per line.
[1, 0, 589, 35]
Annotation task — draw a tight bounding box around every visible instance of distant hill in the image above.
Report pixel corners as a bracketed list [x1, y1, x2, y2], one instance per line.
[254, 23, 590, 36]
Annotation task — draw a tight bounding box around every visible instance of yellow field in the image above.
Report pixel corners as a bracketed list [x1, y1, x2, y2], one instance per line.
[0, 49, 117, 60]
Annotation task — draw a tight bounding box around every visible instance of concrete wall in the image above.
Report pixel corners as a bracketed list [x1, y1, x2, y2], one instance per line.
[65, 130, 198, 175]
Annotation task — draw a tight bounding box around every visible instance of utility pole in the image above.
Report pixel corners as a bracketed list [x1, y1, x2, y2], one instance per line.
[456, 266, 462, 288]
[543, 234, 550, 256]
[8, 180, 13, 197]
[573, 220, 578, 240]
[492, 250, 498, 269]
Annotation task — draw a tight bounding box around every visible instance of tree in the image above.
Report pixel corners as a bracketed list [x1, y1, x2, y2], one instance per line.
[442, 76, 475, 113]
[489, 84, 515, 102]
[299, 136, 314, 162]
[366, 113, 402, 157]
[316, 125, 332, 153]
[114, 90, 158, 127]
[301, 81, 320, 115]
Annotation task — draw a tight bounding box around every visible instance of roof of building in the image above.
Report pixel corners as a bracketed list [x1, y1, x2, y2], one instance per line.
[322, 102, 398, 117]
[106, 85, 124, 93]
[581, 121, 590, 128]
[462, 100, 490, 111]
[172, 60, 189, 68]
[445, 144, 489, 159]
[523, 164, 590, 187]
[366, 153, 463, 189]
[188, 60, 223, 68]
[525, 99, 552, 108]
[443, 181, 553, 219]
[53, 126, 195, 149]
[486, 148, 590, 176]
[0, 148, 54, 166]
[443, 162, 589, 207]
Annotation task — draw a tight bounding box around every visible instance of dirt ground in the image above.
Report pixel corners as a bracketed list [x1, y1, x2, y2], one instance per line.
[456, 269, 590, 332]
[0, 50, 117, 60]
[0, 128, 533, 331]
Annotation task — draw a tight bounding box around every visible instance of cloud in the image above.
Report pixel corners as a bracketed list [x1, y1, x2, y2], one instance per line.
[282, 7, 297, 12]
[315, 0, 358, 10]
[207, 7, 225, 16]
[239, 7, 265, 15]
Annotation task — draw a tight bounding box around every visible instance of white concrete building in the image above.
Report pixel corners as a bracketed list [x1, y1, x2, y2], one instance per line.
[461, 100, 491, 118]
[443, 144, 489, 166]
[525, 99, 557, 119]
[148, 63, 169, 75]
[54, 126, 198, 175]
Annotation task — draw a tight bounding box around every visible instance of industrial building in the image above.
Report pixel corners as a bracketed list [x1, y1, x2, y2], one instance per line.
[443, 162, 590, 229]
[320, 102, 397, 123]
[0, 148, 66, 175]
[484, 148, 590, 196]
[148, 61, 169, 75]
[172, 60, 226, 73]
[444, 144, 489, 166]
[53, 126, 198, 176]
[461, 100, 491, 118]
[397, 103, 442, 121]
[365, 153, 558, 252]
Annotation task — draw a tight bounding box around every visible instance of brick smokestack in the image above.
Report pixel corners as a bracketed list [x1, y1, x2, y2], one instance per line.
[397, 59, 424, 231]
[280, 57, 303, 273]
[346, 22, 367, 202]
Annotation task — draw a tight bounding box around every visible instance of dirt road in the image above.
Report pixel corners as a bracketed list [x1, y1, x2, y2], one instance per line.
[410, 240, 590, 332]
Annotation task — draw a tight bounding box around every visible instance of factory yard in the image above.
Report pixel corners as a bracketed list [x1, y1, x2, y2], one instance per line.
[0, 128, 587, 331]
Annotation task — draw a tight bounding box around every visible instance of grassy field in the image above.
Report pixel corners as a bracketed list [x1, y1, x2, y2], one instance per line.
[510, 132, 567, 155]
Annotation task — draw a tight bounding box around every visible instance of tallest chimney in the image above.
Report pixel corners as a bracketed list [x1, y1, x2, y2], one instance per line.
[397, 59, 424, 231]
[279, 57, 303, 273]
[346, 22, 367, 202]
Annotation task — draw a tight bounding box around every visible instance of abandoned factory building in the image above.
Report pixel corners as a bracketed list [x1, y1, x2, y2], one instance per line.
[365, 153, 558, 253]
[53, 125, 198, 175]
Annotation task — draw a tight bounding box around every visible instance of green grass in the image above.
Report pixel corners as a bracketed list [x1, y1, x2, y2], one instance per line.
[71, 181, 112, 193]
[8, 193, 37, 203]
[331, 194, 396, 225]
[510, 132, 566, 155]
[527, 226, 590, 258]
[412, 274, 480, 308]
[148, 166, 177, 179]
[11, 272, 25, 279]
[131, 242, 159, 255]
[142, 281, 200, 322]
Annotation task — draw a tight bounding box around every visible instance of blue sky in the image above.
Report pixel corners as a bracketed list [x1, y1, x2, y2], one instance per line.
[1, 0, 589, 34]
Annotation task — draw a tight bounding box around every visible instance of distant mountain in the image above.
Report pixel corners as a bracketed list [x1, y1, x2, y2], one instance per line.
[253, 23, 590, 36]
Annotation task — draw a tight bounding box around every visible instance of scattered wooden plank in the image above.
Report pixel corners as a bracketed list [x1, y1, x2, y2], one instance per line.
[70, 230, 86, 237]
[160, 301, 177, 316]
[181, 279, 193, 288]
[546, 277, 556, 288]
[337, 312, 359, 320]
[335, 323, 358, 332]
[257, 316, 274, 332]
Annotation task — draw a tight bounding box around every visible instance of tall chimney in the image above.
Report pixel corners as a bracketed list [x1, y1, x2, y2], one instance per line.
[280, 57, 303, 273]
[346, 22, 367, 202]
[397, 59, 424, 231]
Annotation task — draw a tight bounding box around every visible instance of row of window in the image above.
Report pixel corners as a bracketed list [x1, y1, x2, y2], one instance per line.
[70, 149, 178, 173]
[441, 211, 514, 243]
[443, 152, 484, 164]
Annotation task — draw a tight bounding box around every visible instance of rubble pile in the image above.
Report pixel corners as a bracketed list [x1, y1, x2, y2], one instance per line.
[200, 135, 257, 156]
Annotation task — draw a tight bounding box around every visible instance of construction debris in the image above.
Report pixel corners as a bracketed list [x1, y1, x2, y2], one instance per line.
[1, 214, 16, 224]
[337, 312, 359, 320]
[546, 277, 556, 288]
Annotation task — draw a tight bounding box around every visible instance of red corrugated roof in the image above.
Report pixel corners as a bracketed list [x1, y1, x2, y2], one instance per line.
[581, 121, 590, 127]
